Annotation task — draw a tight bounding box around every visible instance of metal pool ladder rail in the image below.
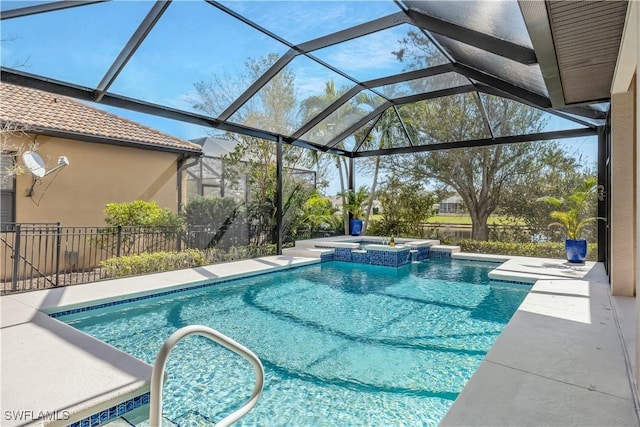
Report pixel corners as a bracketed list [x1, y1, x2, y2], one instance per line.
[149, 325, 265, 426]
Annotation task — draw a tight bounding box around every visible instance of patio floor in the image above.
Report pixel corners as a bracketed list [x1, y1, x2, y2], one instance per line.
[0, 253, 637, 426]
[443, 255, 639, 426]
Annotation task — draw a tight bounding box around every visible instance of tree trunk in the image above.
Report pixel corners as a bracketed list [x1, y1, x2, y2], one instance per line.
[363, 156, 381, 234]
[469, 211, 490, 240]
[337, 157, 348, 234]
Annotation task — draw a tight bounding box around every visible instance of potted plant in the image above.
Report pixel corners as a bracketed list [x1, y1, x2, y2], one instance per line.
[538, 176, 600, 263]
[342, 186, 369, 236]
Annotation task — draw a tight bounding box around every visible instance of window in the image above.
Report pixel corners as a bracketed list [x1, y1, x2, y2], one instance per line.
[1, 154, 16, 227]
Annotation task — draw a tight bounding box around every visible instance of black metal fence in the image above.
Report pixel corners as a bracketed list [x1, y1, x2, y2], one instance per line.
[0, 223, 185, 294]
[0, 222, 343, 295]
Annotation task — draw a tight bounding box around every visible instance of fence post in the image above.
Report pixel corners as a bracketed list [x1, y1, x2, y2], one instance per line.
[116, 226, 122, 257]
[55, 222, 62, 287]
[177, 228, 182, 252]
[11, 224, 21, 292]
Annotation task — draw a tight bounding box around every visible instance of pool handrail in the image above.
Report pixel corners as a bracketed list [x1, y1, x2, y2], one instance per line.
[149, 325, 265, 427]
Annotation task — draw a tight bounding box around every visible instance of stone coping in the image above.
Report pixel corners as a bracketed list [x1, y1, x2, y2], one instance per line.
[314, 241, 361, 248]
[429, 244, 461, 253]
[441, 257, 638, 426]
[362, 244, 411, 252]
[294, 235, 439, 249]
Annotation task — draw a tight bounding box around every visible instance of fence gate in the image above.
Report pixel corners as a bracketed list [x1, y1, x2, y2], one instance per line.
[0, 223, 60, 293]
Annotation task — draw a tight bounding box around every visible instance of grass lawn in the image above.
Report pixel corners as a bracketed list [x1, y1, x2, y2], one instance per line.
[425, 215, 525, 225]
[368, 214, 525, 226]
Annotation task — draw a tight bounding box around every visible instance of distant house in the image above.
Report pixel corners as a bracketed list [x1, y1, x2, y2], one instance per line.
[0, 82, 202, 226]
[438, 195, 464, 215]
[187, 136, 316, 203]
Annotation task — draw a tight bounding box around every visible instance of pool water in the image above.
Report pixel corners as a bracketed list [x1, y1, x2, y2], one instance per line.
[59, 259, 529, 426]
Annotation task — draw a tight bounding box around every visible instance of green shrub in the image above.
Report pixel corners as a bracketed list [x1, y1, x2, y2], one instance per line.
[100, 249, 206, 278]
[202, 244, 277, 264]
[183, 196, 241, 227]
[452, 239, 597, 261]
[100, 245, 278, 278]
[104, 200, 184, 228]
[94, 200, 185, 256]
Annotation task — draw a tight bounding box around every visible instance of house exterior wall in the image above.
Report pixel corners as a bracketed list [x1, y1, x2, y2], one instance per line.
[12, 134, 181, 226]
[611, 86, 636, 297]
[610, 0, 639, 396]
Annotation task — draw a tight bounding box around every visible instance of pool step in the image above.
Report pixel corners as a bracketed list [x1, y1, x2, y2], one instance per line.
[282, 247, 334, 259]
[94, 405, 176, 427]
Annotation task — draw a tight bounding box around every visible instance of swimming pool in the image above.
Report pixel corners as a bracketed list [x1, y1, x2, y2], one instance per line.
[58, 259, 529, 426]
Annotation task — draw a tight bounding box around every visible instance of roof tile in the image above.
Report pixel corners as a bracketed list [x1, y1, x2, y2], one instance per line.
[0, 83, 201, 152]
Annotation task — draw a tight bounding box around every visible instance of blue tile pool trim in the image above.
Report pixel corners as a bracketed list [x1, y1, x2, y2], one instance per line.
[67, 392, 149, 427]
[417, 247, 430, 260]
[428, 250, 452, 259]
[316, 245, 460, 266]
[454, 258, 505, 264]
[320, 252, 334, 262]
[325, 246, 414, 267]
[334, 247, 353, 262]
[490, 278, 534, 286]
[49, 263, 317, 318]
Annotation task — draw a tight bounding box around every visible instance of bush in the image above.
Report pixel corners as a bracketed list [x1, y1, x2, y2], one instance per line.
[100, 245, 278, 278]
[203, 244, 277, 264]
[104, 200, 184, 228]
[183, 196, 245, 249]
[451, 239, 597, 261]
[183, 196, 241, 227]
[100, 249, 206, 278]
[94, 200, 185, 256]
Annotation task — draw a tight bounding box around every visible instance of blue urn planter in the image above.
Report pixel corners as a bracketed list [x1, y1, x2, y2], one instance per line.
[350, 219, 363, 236]
[565, 239, 587, 263]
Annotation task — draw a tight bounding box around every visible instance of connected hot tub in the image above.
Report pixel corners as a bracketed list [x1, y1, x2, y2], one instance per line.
[293, 237, 458, 267]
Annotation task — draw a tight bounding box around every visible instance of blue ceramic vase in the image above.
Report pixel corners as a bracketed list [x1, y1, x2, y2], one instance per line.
[565, 239, 587, 263]
[350, 219, 363, 236]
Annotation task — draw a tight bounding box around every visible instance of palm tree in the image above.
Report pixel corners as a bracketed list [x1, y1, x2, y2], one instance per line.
[538, 176, 600, 240]
[300, 81, 360, 233]
[340, 186, 370, 220]
[356, 92, 417, 234]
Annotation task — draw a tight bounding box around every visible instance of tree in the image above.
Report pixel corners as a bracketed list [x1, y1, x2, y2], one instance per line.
[355, 92, 417, 234]
[182, 196, 242, 248]
[300, 80, 359, 233]
[193, 54, 316, 244]
[300, 192, 339, 229]
[96, 200, 184, 255]
[388, 31, 569, 241]
[538, 176, 599, 240]
[498, 149, 595, 240]
[370, 176, 436, 237]
[340, 186, 370, 220]
[1, 121, 37, 184]
[392, 93, 557, 240]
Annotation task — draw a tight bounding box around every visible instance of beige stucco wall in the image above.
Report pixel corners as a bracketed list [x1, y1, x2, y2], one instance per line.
[611, 86, 637, 297]
[12, 134, 181, 226]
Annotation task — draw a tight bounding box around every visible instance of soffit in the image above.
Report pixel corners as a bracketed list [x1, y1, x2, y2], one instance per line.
[547, 0, 628, 104]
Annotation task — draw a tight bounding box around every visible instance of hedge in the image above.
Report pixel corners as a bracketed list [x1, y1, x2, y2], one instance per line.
[100, 245, 278, 278]
[452, 239, 597, 261]
[100, 249, 206, 278]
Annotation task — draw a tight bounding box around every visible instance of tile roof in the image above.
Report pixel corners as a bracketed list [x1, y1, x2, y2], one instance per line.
[0, 82, 201, 153]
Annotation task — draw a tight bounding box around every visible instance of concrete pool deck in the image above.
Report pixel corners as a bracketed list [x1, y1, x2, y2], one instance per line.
[0, 253, 637, 426]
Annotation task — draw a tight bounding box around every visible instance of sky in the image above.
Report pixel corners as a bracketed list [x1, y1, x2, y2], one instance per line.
[1, 0, 600, 196]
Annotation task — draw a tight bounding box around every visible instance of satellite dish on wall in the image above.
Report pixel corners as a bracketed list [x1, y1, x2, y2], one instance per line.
[22, 151, 46, 178]
[21, 151, 70, 197]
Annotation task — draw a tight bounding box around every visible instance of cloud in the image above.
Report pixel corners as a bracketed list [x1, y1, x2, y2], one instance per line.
[165, 90, 201, 113]
[315, 27, 407, 79]
[296, 76, 340, 99]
